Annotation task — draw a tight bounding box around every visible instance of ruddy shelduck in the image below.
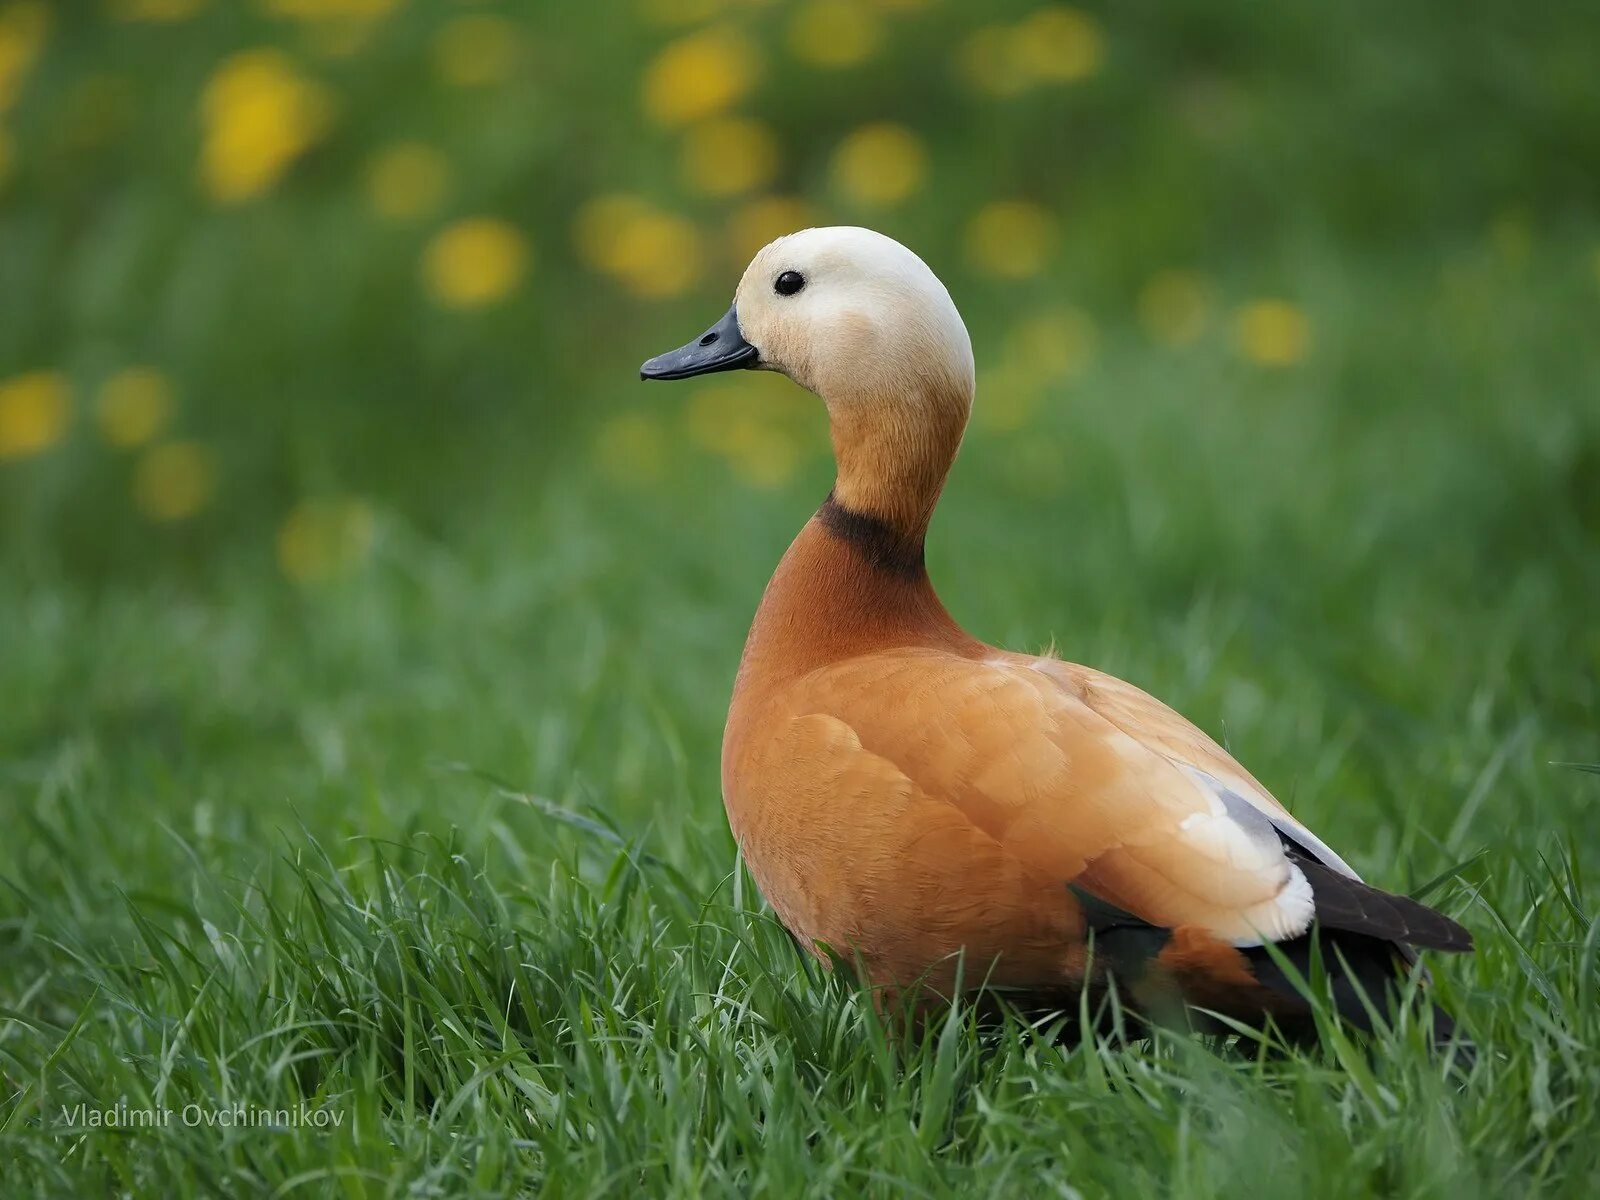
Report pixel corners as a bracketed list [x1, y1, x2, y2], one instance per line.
[642, 227, 1470, 1043]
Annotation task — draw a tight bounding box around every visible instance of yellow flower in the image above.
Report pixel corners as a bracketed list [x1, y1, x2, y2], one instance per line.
[364, 141, 451, 222]
[422, 217, 530, 309]
[611, 211, 702, 299]
[723, 421, 802, 488]
[0, 369, 69, 460]
[956, 27, 1027, 98]
[1013, 6, 1103, 83]
[1233, 300, 1310, 367]
[1138, 270, 1210, 346]
[691, 395, 806, 489]
[276, 497, 374, 583]
[973, 365, 1041, 433]
[685, 380, 743, 455]
[1007, 305, 1096, 379]
[686, 374, 813, 488]
[573, 194, 701, 299]
[133, 441, 217, 520]
[96, 366, 173, 447]
[432, 15, 521, 88]
[679, 116, 778, 198]
[642, 26, 757, 127]
[198, 49, 333, 204]
[830, 123, 925, 207]
[956, 8, 1103, 95]
[592, 411, 668, 486]
[975, 307, 1096, 433]
[0, 2, 49, 113]
[727, 194, 817, 263]
[574, 193, 653, 275]
[1489, 212, 1531, 267]
[964, 200, 1057, 278]
[786, 0, 883, 70]
[109, 0, 211, 20]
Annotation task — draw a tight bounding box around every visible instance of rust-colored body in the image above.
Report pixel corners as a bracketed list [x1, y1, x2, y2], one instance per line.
[646, 226, 1468, 1032]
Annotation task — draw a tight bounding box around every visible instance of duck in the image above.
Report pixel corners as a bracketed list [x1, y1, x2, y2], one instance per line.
[640, 226, 1471, 1044]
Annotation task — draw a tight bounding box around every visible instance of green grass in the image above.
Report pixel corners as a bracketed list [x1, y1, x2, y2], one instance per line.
[4, 0, 1600, 1193]
[4, 236, 1599, 1195]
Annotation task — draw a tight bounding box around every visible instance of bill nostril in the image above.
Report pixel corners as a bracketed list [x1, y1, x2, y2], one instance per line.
[699, 332, 718, 346]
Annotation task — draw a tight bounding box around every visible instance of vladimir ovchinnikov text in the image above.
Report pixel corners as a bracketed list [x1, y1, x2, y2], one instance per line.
[58, 1101, 346, 1130]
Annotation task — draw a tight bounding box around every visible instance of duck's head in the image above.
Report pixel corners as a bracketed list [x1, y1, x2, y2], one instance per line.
[641, 227, 974, 526]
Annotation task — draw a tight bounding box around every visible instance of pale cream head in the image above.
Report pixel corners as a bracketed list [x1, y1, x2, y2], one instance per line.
[639, 226, 976, 531]
[733, 227, 975, 414]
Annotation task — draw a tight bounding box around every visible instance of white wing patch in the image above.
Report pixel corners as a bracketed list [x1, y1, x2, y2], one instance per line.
[1176, 763, 1315, 946]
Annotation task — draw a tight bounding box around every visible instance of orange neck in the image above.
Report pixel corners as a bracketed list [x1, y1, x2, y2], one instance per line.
[826, 380, 968, 543]
[732, 509, 979, 693]
[733, 383, 979, 692]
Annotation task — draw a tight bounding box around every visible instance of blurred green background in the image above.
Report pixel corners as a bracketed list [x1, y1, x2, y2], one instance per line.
[5, 0, 1600, 913]
[3, 2, 1600, 1190]
[4, 0, 1598, 582]
[5, 0, 1600, 967]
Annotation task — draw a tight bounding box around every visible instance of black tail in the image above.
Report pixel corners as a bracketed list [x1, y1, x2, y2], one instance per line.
[1243, 928, 1474, 1064]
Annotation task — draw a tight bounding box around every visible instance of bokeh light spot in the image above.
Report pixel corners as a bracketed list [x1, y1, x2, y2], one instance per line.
[0, 1, 49, 113]
[679, 116, 778, 198]
[432, 15, 521, 88]
[957, 8, 1103, 95]
[593, 411, 668, 486]
[831, 123, 925, 207]
[422, 217, 530, 309]
[611, 211, 702, 298]
[133, 441, 217, 521]
[786, 0, 883, 70]
[574, 194, 701, 298]
[575, 194, 655, 275]
[276, 498, 374, 583]
[0, 369, 70, 461]
[642, 26, 757, 127]
[956, 27, 1029, 98]
[96, 366, 174, 448]
[974, 365, 1042, 433]
[364, 141, 452, 222]
[1489, 212, 1532, 267]
[965, 200, 1057, 278]
[1008, 305, 1097, 380]
[727, 195, 817, 264]
[1138, 270, 1210, 346]
[686, 375, 813, 488]
[198, 49, 333, 204]
[1014, 7, 1103, 83]
[1234, 300, 1310, 367]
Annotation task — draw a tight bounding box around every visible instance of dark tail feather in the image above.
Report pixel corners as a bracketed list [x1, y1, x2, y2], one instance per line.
[1244, 930, 1473, 1066]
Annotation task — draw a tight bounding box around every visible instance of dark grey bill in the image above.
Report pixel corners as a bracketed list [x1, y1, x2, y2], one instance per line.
[639, 305, 758, 381]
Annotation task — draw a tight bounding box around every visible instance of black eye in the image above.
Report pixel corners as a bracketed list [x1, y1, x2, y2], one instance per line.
[774, 270, 805, 296]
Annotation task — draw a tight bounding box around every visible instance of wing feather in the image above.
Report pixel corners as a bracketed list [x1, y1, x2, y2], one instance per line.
[778, 650, 1318, 948]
